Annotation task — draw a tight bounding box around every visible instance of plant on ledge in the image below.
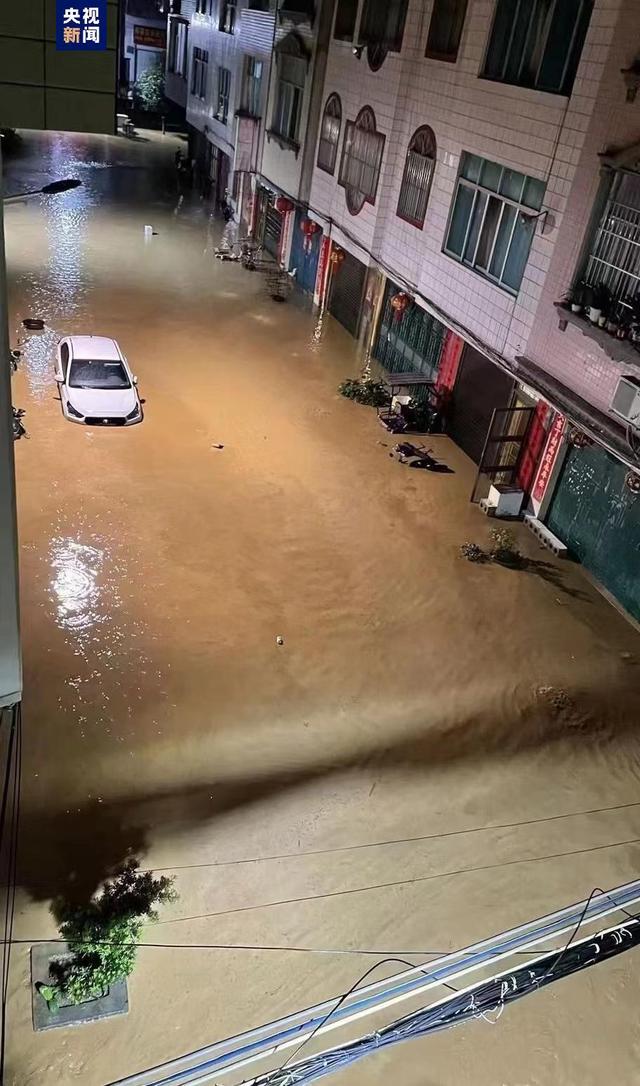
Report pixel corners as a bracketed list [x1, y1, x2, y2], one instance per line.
[40, 861, 176, 1009]
[338, 377, 389, 407]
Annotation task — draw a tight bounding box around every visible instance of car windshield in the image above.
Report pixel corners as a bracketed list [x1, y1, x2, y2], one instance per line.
[68, 358, 130, 390]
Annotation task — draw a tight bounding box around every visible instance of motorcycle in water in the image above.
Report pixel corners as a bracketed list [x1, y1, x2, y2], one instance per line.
[12, 407, 27, 440]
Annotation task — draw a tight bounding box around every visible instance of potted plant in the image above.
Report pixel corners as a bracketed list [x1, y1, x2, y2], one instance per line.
[593, 284, 610, 327]
[584, 282, 609, 324]
[567, 286, 582, 314]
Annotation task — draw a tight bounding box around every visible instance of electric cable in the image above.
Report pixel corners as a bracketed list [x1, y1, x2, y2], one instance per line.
[241, 915, 640, 1086]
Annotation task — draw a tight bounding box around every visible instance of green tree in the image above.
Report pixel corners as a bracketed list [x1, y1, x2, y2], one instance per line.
[134, 61, 166, 113]
[46, 860, 176, 1006]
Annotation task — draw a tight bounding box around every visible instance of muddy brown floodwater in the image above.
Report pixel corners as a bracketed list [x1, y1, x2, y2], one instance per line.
[3, 130, 640, 1086]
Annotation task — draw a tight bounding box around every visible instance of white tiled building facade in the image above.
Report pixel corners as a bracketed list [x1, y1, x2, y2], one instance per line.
[310, 0, 640, 413]
[165, 0, 640, 621]
[304, 0, 640, 621]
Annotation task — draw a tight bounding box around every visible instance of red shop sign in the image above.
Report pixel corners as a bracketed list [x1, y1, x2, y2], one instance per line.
[532, 412, 565, 502]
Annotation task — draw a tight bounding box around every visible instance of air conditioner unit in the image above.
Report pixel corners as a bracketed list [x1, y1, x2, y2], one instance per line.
[611, 375, 640, 427]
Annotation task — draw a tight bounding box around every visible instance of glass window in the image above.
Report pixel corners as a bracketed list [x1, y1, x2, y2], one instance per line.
[482, 0, 593, 96]
[219, 0, 237, 33]
[360, 0, 408, 67]
[216, 67, 231, 123]
[69, 360, 130, 390]
[241, 56, 263, 117]
[338, 106, 385, 215]
[425, 0, 468, 62]
[317, 93, 342, 174]
[334, 0, 358, 41]
[444, 154, 545, 293]
[191, 47, 208, 98]
[396, 126, 436, 228]
[271, 35, 306, 144]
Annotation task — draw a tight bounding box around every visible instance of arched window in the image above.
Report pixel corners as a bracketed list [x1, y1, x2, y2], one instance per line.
[317, 94, 342, 174]
[271, 33, 308, 145]
[338, 106, 385, 216]
[396, 126, 436, 228]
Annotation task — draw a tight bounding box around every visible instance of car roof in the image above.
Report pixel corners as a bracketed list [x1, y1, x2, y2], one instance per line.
[67, 336, 121, 361]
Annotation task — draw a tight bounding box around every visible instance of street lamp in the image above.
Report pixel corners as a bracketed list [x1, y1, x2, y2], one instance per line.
[3, 177, 81, 205]
[0, 159, 81, 708]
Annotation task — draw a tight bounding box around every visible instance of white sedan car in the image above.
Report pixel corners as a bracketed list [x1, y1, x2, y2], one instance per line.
[55, 335, 143, 426]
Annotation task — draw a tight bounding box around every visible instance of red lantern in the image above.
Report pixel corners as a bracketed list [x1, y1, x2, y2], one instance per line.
[275, 195, 294, 214]
[300, 217, 321, 252]
[390, 291, 411, 322]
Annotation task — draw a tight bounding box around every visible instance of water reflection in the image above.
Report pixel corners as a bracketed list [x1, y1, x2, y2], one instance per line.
[49, 537, 107, 634]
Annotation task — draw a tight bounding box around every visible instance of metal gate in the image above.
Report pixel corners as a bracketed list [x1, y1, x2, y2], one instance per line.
[470, 406, 535, 502]
[448, 346, 515, 463]
[328, 249, 366, 337]
[289, 211, 321, 295]
[547, 444, 640, 622]
[256, 188, 282, 258]
[373, 280, 446, 400]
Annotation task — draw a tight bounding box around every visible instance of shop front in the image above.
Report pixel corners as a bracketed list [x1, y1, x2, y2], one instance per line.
[546, 442, 640, 622]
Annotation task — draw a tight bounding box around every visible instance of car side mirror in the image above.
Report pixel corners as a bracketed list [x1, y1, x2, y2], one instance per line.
[132, 375, 138, 385]
[55, 373, 63, 383]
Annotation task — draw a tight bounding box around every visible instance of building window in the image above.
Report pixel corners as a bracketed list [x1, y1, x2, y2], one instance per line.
[339, 106, 385, 215]
[334, 0, 358, 41]
[444, 153, 545, 294]
[195, 0, 210, 14]
[397, 126, 436, 228]
[219, 0, 237, 34]
[360, 0, 408, 69]
[482, 0, 593, 97]
[581, 170, 640, 306]
[168, 19, 188, 76]
[216, 66, 231, 122]
[317, 93, 342, 174]
[191, 47, 208, 99]
[271, 34, 307, 146]
[425, 0, 468, 62]
[241, 56, 263, 117]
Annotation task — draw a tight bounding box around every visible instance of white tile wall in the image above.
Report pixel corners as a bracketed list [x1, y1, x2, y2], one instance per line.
[309, 0, 640, 417]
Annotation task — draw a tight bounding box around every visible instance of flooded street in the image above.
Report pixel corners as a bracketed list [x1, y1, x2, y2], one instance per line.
[4, 130, 640, 1085]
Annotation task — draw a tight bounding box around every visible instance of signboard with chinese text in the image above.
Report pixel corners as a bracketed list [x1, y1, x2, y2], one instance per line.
[133, 25, 167, 49]
[532, 412, 565, 502]
[56, 0, 107, 50]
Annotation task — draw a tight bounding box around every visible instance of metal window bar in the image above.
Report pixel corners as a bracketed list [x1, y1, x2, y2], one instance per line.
[397, 151, 434, 224]
[585, 173, 640, 301]
[342, 128, 383, 199]
[318, 105, 340, 172]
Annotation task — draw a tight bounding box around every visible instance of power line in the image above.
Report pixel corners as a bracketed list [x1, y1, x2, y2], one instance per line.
[144, 799, 640, 873]
[156, 836, 640, 927]
[243, 916, 640, 1086]
[10, 937, 569, 958]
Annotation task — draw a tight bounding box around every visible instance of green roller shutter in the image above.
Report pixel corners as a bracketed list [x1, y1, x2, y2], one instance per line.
[546, 444, 640, 622]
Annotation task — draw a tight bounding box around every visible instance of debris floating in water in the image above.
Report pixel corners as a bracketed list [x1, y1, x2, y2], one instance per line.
[211, 443, 224, 450]
[276, 636, 284, 646]
[22, 317, 45, 330]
